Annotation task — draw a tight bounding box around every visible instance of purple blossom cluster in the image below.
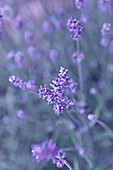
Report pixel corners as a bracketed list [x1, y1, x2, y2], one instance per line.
[49, 49, 59, 61]
[31, 140, 66, 168]
[24, 30, 33, 42]
[15, 15, 23, 30]
[76, 100, 86, 114]
[68, 79, 78, 94]
[42, 20, 53, 34]
[7, 51, 24, 68]
[67, 17, 83, 40]
[100, 23, 111, 47]
[0, 10, 4, 42]
[99, 0, 109, 12]
[16, 109, 27, 119]
[72, 51, 85, 63]
[39, 67, 75, 115]
[74, 0, 87, 10]
[9, 76, 36, 91]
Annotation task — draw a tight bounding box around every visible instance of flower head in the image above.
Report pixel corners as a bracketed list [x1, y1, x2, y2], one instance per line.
[67, 17, 83, 40]
[15, 51, 24, 68]
[74, 0, 87, 9]
[31, 140, 66, 168]
[101, 23, 111, 37]
[15, 15, 23, 30]
[99, 0, 109, 12]
[72, 51, 85, 63]
[26, 80, 36, 91]
[39, 67, 75, 115]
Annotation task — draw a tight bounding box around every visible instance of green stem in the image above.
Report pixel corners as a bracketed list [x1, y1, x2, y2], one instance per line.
[76, 40, 84, 98]
[65, 161, 73, 170]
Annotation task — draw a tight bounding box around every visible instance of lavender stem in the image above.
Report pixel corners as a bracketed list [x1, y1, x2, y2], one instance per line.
[65, 161, 73, 170]
[76, 40, 84, 98]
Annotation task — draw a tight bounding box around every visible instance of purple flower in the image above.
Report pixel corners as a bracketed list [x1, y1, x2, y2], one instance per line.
[27, 46, 37, 57]
[55, 19, 64, 30]
[89, 87, 97, 95]
[100, 23, 111, 47]
[87, 114, 97, 122]
[74, 0, 87, 9]
[67, 17, 83, 40]
[100, 37, 109, 47]
[0, 10, 4, 42]
[42, 20, 53, 34]
[9, 76, 27, 90]
[24, 30, 33, 42]
[7, 51, 15, 60]
[26, 80, 36, 91]
[72, 51, 85, 63]
[15, 51, 24, 68]
[75, 144, 85, 155]
[15, 15, 23, 30]
[68, 79, 78, 94]
[101, 23, 111, 37]
[31, 140, 66, 168]
[16, 109, 27, 119]
[80, 14, 88, 24]
[99, 0, 109, 12]
[2, 116, 10, 124]
[49, 49, 58, 61]
[39, 67, 74, 115]
[76, 100, 86, 114]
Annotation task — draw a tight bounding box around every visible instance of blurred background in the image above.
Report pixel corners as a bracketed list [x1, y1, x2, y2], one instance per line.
[0, 0, 113, 169]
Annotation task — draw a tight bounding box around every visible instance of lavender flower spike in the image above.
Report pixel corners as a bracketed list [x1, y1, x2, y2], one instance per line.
[67, 17, 83, 40]
[74, 0, 87, 10]
[31, 140, 67, 168]
[101, 23, 111, 37]
[9, 76, 27, 90]
[39, 67, 75, 115]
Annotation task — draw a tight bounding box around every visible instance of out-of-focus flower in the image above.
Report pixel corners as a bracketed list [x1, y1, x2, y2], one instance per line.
[6, 51, 15, 60]
[89, 87, 97, 95]
[68, 79, 78, 94]
[100, 37, 109, 47]
[15, 51, 24, 68]
[27, 46, 37, 57]
[26, 80, 36, 91]
[67, 17, 83, 40]
[24, 30, 33, 42]
[87, 114, 97, 122]
[0, 10, 4, 42]
[2, 116, 10, 124]
[100, 23, 111, 47]
[74, 0, 87, 9]
[75, 144, 85, 155]
[17, 110, 27, 119]
[49, 49, 58, 61]
[39, 67, 75, 115]
[42, 20, 53, 34]
[72, 51, 85, 63]
[99, 0, 109, 12]
[55, 19, 64, 30]
[76, 100, 86, 114]
[101, 23, 111, 37]
[80, 14, 88, 24]
[31, 140, 66, 168]
[14, 15, 23, 30]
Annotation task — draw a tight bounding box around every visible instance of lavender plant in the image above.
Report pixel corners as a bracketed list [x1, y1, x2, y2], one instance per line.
[0, 0, 113, 170]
